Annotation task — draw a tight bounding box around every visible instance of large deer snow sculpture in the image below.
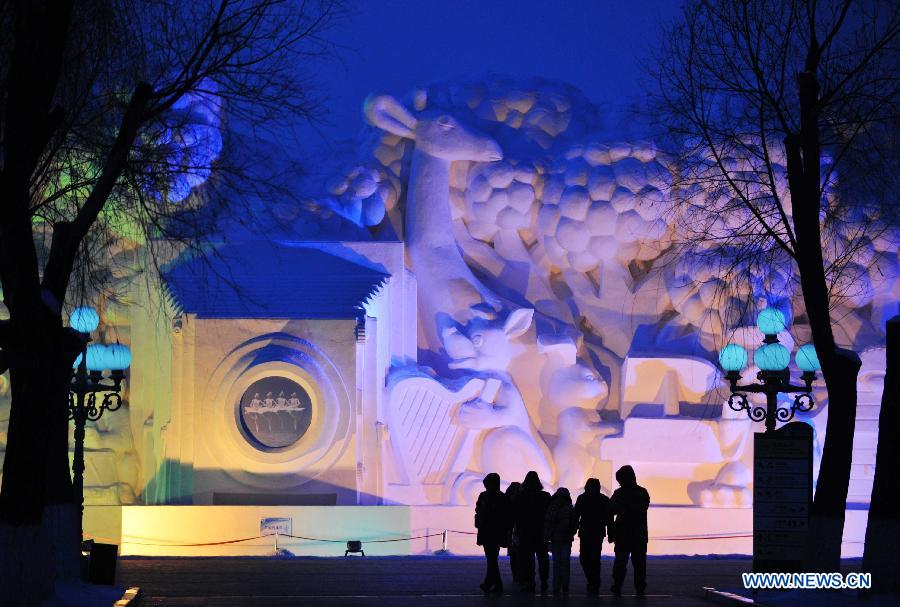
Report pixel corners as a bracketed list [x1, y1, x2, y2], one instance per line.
[364, 94, 504, 354]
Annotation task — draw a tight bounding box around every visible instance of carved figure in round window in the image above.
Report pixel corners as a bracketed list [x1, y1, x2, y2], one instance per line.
[239, 377, 312, 449]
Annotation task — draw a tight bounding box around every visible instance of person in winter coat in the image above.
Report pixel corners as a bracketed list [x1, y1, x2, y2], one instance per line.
[475, 472, 511, 593]
[575, 478, 612, 595]
[543, 487, 578, 595]
[514, 470, 551, 593]
[609, 465, 651, 596]
[504, 481, 522, 586]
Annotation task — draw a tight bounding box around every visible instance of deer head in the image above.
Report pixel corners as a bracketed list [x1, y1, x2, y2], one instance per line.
[364, 94, 502, 162]
[442, 308, 533, 372]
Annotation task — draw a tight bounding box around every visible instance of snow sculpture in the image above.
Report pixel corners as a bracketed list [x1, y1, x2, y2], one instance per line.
[322, 165, 393, 227]
[697, 461, 752, 508]
[361, 90, 618, 503]
[383, 370, 487, 505]
[160, 78, 224, 203]
[620, 356, 718, 418]
[364, 93, 504, 353]
[81, 404, 140, 504]
[441, 308, 553, 503]
[537, 336, 608, 435]
[553, 407, 619, 495]
[600, 416, 726, 505]
[357, 80, 895, 506]
[38, 78, 893, 508]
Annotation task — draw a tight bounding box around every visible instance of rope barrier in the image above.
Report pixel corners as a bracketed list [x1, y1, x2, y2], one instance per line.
[92, 529, 833, 549]
[105, 532, 447, 548]
[90, 530, 872, 551]
[367, 533, 444, 543]
[444, 529, 753, 541]
[83, 534, 121, 545]
[118, 535, 264, 547]
[278, 534, 343, 544]
[281, 532, 444, 544]
[101, 531, 757, 547]
[650, 533, 752, 541]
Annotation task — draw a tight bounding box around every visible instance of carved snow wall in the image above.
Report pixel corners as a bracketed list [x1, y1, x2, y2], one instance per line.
[339, 78, 895, 507]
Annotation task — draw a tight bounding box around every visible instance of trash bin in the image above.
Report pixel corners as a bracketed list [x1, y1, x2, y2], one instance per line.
[82, 540, 119, 585]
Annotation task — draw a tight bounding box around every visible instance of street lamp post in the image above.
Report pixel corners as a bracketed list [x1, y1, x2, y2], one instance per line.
[718, 308, 822, 432]
[719, 308, 822, 573]
[68, 306, 131, 542]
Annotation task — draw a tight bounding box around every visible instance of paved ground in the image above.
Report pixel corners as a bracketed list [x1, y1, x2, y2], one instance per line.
[119, 556, 751, 606]
[119, 556, 881, 606]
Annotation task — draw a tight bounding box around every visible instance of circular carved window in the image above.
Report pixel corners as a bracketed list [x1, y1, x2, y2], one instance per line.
[238, 377, 313, 449]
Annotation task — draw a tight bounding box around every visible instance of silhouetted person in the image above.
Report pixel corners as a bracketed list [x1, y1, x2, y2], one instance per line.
[475, 472, 510, 594]
[505, 481, 523, 587]
[609, 465, 650, 596]
[515, 470, 551, 593]
[575, 478, 612, 595]
[544, 487, 578, 595]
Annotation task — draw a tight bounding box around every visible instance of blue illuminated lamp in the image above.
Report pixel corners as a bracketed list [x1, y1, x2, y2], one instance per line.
[723, 308, 816, 433]
[106, 343, 132, 371]
[719, 344, 748, 372]
[795, 344, 821, 373]
[756, 308, 786, 336]
[84, 344, 109, 372]
[69, 307, 99, 334]
[68, 318, 128, 546]
[754, 343, 791, 371]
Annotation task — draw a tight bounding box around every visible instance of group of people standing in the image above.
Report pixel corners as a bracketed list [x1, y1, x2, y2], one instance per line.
[474, 466, 650, 596]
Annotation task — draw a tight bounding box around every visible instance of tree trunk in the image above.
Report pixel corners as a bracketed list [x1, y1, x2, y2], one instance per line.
[806, 348, 861, 571]
[862, 316, 900, 594]
[0, 338, 81, 603]
[786, 68, 861, 572]
[0, 504, 79, 605]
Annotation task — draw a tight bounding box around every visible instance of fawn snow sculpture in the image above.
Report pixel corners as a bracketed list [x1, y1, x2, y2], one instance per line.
[442, 308, 553, 503]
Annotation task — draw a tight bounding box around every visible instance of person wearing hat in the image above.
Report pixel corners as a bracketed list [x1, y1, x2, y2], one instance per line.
[609, 465, 650, 596]
[514, 470, 552, 593]
[575, 478, 612, 595]
[475, 472, 511, 594]
[544, 487, 579, 595]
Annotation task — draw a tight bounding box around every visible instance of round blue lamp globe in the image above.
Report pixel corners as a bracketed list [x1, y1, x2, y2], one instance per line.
[85, 344, 108, 371]
[719, 344, 748, 372]
[69, 307, 99, 334]
[106, 343, 132, 371]
[795, 344, 821, 372]
[756, 307, 786, 335]
[755, 343, 791, 371]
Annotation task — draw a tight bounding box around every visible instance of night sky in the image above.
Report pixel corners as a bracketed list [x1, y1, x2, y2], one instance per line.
[300, 0, 681, 150]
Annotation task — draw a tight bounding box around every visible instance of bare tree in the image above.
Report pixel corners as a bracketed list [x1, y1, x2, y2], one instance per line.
[0, 0, 343, 601]
[649, 0, 899, 571]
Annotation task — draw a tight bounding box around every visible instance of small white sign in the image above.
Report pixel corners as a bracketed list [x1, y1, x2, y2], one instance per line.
[260, 517, 292, 536]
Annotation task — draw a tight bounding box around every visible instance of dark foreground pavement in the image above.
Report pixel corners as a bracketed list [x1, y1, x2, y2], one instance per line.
[119, 556, 882, 606]
[119, 556, 749, 606]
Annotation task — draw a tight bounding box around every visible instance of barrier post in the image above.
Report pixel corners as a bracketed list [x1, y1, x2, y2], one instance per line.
[442, 530, 448, 552]
[274, 532, 279, 553]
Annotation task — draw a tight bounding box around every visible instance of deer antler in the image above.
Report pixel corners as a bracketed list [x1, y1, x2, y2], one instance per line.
[364, 95, 418, 138]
